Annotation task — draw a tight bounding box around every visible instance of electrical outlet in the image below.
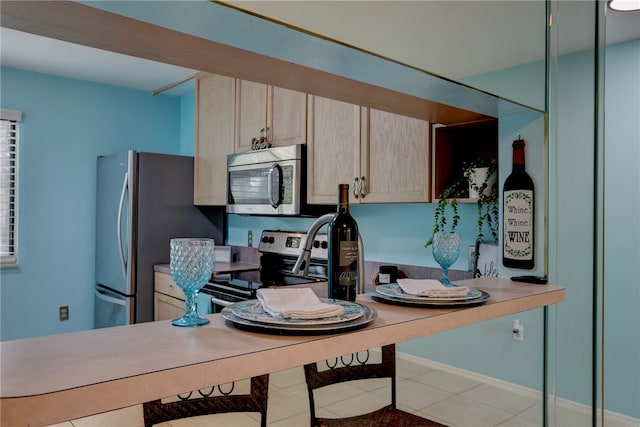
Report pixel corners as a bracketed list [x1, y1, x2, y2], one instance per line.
[59, 306, 69, 321]
[247, 230, 253, 247]
[512, 319, 524, 341]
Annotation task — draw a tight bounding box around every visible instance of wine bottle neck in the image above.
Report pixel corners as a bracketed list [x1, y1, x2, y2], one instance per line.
[338, 198, 350, 212]
[337, 184, 350, 211]
[512, 139, 526, 169]
[512, 149, 525, 165]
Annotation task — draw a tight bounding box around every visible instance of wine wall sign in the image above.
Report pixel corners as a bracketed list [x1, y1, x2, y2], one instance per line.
[503, 137, 535, 270]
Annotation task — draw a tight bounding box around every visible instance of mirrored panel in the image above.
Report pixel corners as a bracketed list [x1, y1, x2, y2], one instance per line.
[224, 0, 548, 110]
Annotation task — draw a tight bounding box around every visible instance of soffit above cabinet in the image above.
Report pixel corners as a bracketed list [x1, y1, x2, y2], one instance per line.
[1, 1, 538, 124]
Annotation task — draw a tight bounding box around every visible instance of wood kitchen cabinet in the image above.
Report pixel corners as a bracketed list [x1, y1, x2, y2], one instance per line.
[154, 272, 185, 321]
[307, 95, 362, 204]
[307, 96, 430, 204]
[235, 80, 307, 152]
[194, 73, 236, 206]
[194, 74, 307, 205]
[363, 108, 430, 203]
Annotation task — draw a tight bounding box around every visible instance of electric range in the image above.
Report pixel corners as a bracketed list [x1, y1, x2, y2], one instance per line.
[204, 230, 328, 312]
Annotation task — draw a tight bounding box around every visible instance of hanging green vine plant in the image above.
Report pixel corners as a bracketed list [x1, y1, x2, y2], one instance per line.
[464, 158, 499, 277]
[425, 183, 461, 248]
[425, 157, 499, 278]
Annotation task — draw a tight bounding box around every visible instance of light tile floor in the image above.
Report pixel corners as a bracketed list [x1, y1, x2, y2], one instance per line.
[45, 355, 599, 427]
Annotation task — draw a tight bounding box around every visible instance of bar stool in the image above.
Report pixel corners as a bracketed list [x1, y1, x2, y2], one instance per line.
[142, 374, 269, 427]
[304, 344, 446, 426]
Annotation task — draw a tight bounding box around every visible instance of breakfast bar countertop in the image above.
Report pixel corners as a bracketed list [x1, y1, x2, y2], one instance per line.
[0, 278, 564, 427]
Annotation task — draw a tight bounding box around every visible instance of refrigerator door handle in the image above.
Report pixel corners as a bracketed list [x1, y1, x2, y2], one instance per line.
[95, 288, 126, 306]
[117, 171, 129, 277]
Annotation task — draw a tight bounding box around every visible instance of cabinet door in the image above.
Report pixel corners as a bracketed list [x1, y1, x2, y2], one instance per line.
[363, 109, 430, 203]
[307, 96, 361, 205]
[236, 83, 307, 151]
[154, 272, 184, 300]
[269, 86, 307, 147]
[154, 292, 185, 321]
[194, 73, 236, 205]
[235, 80, 268, 152]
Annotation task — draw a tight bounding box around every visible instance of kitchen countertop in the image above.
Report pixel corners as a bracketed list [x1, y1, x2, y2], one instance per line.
[0, 278, 564, 426]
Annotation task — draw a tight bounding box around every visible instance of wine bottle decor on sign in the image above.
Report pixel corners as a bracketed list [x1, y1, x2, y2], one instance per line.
[503, 137, 534, 269]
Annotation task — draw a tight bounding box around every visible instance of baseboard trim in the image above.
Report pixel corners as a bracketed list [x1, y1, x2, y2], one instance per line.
[396, 351, 639, 426]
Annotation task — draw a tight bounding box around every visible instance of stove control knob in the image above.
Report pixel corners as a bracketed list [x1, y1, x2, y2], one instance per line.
[313, 240, 320, 248]
[268, 236, 275, 244]
[261, 235, 270, 244]
[321, 241, 328, 249]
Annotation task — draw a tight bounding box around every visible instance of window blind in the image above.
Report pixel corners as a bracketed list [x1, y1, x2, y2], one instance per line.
[1, 109, 21, 266]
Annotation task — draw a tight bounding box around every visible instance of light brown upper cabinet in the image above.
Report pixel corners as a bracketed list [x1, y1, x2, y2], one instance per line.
[307, 95, 430, 204]
[363, 108, 430, 203]
[307, 96, 362, 204]
[235, 81, 307, 152]
[194, 73, 236, 206]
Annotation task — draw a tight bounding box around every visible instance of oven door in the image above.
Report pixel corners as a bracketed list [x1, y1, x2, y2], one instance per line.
[227, 158, 300, 215]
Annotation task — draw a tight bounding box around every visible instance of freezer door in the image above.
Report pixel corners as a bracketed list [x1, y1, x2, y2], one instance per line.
[95, 151, 135, 295]
[133, 153, 223, 323]
[94, 286, 134, 328]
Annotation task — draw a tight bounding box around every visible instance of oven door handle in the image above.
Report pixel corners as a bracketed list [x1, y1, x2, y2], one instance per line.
[267, 163, 282, 208]
[210, 296, 235, 307]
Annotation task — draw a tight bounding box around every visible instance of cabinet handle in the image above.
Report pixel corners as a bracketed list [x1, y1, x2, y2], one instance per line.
[360, 176, 366, 198]
[252, 128, 271, 150]
[353, 177, 359, 199]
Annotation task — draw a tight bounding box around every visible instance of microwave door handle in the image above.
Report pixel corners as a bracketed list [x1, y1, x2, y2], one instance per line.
[267, 164, 282, 208]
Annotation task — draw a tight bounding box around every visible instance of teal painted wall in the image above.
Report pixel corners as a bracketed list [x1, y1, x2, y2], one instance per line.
[0, 67, 183, 340]
[228, 202, 481, 271]
[602, 39, 640, 418]
[179, 90, 195, 156]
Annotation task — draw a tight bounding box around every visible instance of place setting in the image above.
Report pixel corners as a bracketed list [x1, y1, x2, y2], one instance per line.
[221, 288, 377, 335]
[370, 278, 490, 308]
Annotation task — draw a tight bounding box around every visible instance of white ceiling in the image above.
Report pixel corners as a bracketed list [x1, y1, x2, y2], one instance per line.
[1, 2, 638, 97]
[0, 27, 197, 96]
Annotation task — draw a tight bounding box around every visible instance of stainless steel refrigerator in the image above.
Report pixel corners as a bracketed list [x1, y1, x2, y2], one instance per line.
[94, 150, 224, 328]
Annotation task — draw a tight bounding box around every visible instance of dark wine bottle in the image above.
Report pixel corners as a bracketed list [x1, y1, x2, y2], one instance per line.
[328, 184, 359, 302]
[503, 138, 535, 269]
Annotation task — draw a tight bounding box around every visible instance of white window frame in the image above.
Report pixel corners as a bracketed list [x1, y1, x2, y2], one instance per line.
[1, 109, 22, 267]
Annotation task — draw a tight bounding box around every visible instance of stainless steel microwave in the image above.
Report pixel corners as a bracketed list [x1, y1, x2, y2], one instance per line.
[227, 144, 322, 216]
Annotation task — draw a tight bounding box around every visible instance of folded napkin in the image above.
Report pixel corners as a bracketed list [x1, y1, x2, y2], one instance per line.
[257, 288, 344, 319]
[396, 278, 470, 298]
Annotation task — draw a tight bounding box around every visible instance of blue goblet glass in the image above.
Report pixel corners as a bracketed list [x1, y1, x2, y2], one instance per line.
[432, 232, 460, 285]
[170, 238, 214, 327]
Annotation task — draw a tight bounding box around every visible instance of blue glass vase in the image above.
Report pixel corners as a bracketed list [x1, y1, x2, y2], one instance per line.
[432, 232, 460, 285]
[170, 238, 214, 327]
